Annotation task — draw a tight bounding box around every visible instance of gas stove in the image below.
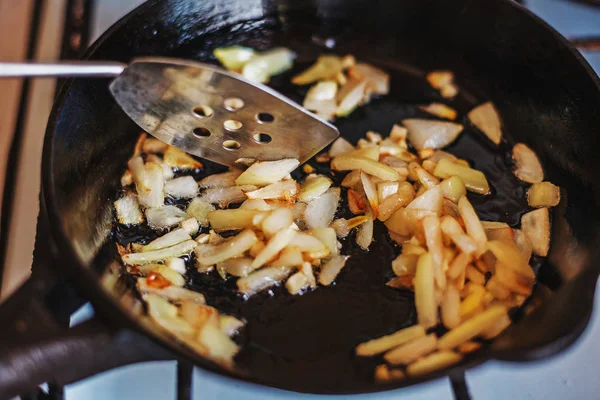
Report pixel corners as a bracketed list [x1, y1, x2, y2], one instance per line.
[1, 1, 599, 399]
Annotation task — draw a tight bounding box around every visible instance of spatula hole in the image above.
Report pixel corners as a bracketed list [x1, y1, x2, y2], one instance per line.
[224, 97, 244, 111]
[224, 120, 243, 131]
[223, 140, 241, 150]
[253, 133, 272, 144]
[193, 105, 213, 118]
[256, 112, 274, 123]
[193, 127, 211, 138]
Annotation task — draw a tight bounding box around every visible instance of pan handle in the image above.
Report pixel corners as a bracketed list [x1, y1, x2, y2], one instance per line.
[0, 277, 172, 399]
[0, 61, 126, 78]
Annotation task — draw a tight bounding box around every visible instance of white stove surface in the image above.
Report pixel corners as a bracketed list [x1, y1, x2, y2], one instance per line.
[10, 0, 600, 398]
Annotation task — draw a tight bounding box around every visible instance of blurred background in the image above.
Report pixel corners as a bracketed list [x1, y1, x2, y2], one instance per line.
[0, 0, 598, 399]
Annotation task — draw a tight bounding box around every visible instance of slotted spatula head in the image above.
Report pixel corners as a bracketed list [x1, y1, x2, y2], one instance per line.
[109, 57, 339, 166]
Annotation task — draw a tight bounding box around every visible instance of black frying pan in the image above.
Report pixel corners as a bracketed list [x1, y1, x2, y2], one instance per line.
[1, 0, 600, 398]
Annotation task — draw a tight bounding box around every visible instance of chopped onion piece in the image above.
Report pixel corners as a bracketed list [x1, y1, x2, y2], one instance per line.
[347, 189, 368, 215]
[145, 293, 194, 336]
[481, 312, 511, 339]
[303, 81, 338, 120]
[142, 266, 185, 287]
[495, 263, 533, 295]
[356, 325, 425, 356]
[285, 228, 330, 258]
[406, 351, 462, 377]
[167, 257, 187, 275]
[240, 199, 272, 211]
[245, 180, 299, 201]
[303, 187, 340, 230]
[433, 159, 490, 194]
[198, 170, 241, 189]
[389, 124, 408, 146]
[440, 216, 478, 255]
[329, 137, 355, 158]
[165, 176, 198, 199]
[410, 162, 440, 189]
[242, 47, 295, 83]
[292, 55, 343, 85]
[527, 182, 560, 208]
[468, 102, 502, 145]
[403, 119, 464, 150]
[146, 154, 175, 180]
[428, 150, 457, 163]
[318, 255, 350, 286]
[521, 208, 550, 257]
[441, 284, 461, 329]
[386, 275, 414, 290]
[304, 98, 336, 121]
[146, 206, 189, 229]
[252, 227, 296, 268]
[377, 181, 399, 203]
[439, 176, 466, 203]
[261, 208, 294, 238]
[219, 315, 245, 337]
[138, 278, 204, 304]
[121, 170, 133, 187]
[114, 193, 143, 225]
[270, 245, 304, 268]
[406, 186, 443, 216]
[143, 228, 192, 252]
[423, 215, 446, 289]
[392, 254, 419, 276]
[349, 63, 390, 95]
[345, 146, 380, 161]
[457, 197, 487, 254]
[512, 143, 544, 183]
[437, 306, 508, 350]
[218, 257, 255, 277]
[213, 46, 255, 71]
[235, 159, 300, 186]
[123, 240, 197, 265]
[331, 218, 350, 238]
[285, 271, 311, 295]
[331, 156, 400, 181]
[356, 214, 374, 250]
[513, 228, 533, 262]
[298, 176, 332, 202]
[130, 159, 165, 208]
[186, 198, 216, 226]
[163, 147, 202, 170]
[378, 193, 409, 222]
[207, 209, 266, 231]
[419, 103, 457, 120]
[414, 253, 437, 328]
[200, 185, 257, 208]
[426, 71, 458, 98]
[194, 229, 257, 267]
[237, 265, 295, 295]
[197, 322, 239, 366]
[384, 334, 438, 365]
[180, 217, 199, 235]
[336, 79, 368, 117]
[311, 227, 338, 256]
[341, 170, 362, 188]
[360, 173, 379, 218]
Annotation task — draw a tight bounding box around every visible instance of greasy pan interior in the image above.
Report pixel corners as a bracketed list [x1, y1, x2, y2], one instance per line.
[43, 0, 600, 394]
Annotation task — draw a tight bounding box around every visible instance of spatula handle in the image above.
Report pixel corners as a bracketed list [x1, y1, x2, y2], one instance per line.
[0, 61, 127, 78]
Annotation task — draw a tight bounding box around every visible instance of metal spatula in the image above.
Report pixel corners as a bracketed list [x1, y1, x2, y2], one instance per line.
[0, 58, 339, 166]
